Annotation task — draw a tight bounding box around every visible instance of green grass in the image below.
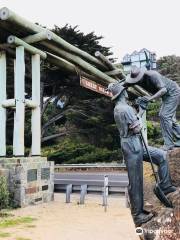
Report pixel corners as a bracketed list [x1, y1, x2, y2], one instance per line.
[0, 232, 11, 237]
[0, 217, 36, 228]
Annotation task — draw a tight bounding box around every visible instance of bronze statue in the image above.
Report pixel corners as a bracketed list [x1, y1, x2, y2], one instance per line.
[108, 83, 176, 226]
[124, 66, 180, 151]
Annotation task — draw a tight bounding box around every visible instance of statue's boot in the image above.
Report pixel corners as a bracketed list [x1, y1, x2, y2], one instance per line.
[162, 185, 177, 195]
[153, 184, 173, 207]
[162, 145, 174, 151]
[174, 139, 180, 147]
[134, 212, 154, 227]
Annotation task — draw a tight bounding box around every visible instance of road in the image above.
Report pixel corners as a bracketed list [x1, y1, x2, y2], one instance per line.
[54, 172, 129, 193]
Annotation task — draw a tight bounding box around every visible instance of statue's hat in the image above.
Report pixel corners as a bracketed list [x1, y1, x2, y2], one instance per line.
[125, 66, 147, 84]
[107, 82, 126, 101]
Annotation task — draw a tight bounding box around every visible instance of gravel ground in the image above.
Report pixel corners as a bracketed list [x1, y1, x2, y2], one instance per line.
[0, 193, 139, 240]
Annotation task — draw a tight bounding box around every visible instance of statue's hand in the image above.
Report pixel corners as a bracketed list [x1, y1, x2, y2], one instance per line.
[135, 96, 150, 110]
[140, 96, 152, 102]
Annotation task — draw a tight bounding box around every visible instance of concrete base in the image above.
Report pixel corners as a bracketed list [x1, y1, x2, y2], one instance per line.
[0, 157, 54, 207]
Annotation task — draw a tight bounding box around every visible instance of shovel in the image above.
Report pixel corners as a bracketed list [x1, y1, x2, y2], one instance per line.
[140, 132, 173, 208]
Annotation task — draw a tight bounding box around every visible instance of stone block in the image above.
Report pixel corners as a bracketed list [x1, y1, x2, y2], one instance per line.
[0, 156, 54, 207]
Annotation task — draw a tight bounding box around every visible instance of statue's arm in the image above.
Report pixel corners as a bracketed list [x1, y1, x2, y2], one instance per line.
[125, 108, 142, 134]
[146, 71, 167, 101]
[148, 87, 167, 101]
[129, 121, 142, 134]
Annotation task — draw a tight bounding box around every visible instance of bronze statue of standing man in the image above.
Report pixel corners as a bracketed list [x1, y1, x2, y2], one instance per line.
[108, 83, 176, 226]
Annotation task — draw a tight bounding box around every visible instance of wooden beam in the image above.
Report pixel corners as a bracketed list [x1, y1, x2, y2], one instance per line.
[2, 99, 15, 108]
[2, 99, 37, 109]
[25, 99, 38, 109]
[13, 46, 25, 156]
[7, 36, 47, 59]
[105, 69, 123, 76]
[47, 52, 106, 84]
[133, 85, 151, 96]
[47, 52, 78, 74]
[95, 51, 115, 70]
[43, 44, 116, 83]
[95, 51, 125, 78]
[0, 7, 107, 71]
[0, 51, 7, 156]
[31, 54, 41, 156]
[22, 30, 52, 44]
[141, 111, 148, 143]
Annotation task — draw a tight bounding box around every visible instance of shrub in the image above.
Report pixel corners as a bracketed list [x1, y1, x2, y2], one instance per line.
[147, 121, 161, 139]
[64, 149, 121, 164]
[147, 120, 163, 146]
[47, 140, 122, 164]
[0, 176, 9, 210]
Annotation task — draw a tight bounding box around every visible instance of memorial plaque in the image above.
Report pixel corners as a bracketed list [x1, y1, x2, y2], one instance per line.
[35, 197, 42, 202]
[27, 169, 37, 182]
[42, 185, 49, 191]
[25, 186, 38, 194]
[41, 168, 50, 180]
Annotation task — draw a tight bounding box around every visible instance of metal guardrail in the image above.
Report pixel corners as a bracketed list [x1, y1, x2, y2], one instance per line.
[55, 176, 129, 208]
[54, 172, 128, 194]
[55, 184, 127, 193]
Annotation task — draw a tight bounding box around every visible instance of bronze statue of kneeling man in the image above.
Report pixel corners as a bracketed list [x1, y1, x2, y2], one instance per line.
[108, 83, 176, 226]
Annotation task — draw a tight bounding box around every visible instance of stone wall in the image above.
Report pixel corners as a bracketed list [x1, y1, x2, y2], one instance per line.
[0, 157, 54, 207]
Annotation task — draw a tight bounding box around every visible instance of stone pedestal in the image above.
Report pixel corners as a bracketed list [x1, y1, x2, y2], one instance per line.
[0, 157, 54, 207]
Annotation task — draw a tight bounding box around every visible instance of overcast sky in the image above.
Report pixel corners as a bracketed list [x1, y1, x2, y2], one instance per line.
[1, 0, 180, 61]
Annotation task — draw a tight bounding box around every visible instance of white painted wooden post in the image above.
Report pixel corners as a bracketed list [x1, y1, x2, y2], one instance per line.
[141, 111, 148, 143]
[13, 46, 25, 156]
[0, 51, 7, 156]
[31, 54, 41, 155]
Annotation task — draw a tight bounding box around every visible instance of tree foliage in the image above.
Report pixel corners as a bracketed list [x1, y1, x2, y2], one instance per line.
[52, 24, 113, 59]
[45, 139, 122, 164]
[157, 55, 180, 84]
[39, 24, 115, 145]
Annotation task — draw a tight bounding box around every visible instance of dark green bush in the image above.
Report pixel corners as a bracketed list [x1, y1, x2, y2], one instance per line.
[47, 139, 122, 164]
[147, 101, 161, 120]
[147, 121, 163, 146]
[0, 176, 9, 210]
[6, 146, 13, 157]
